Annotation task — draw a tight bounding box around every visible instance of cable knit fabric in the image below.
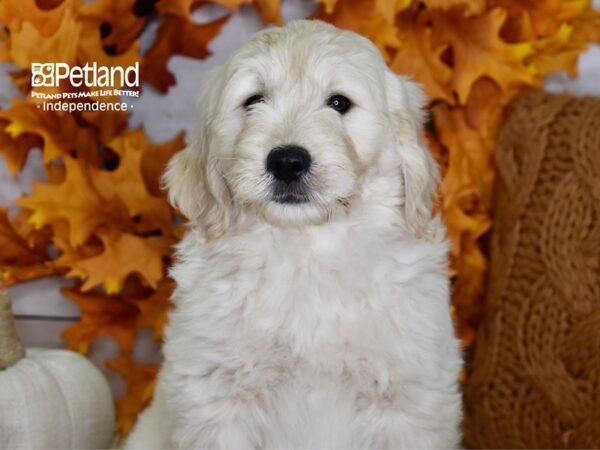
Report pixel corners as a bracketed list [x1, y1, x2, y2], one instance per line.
[463, 92, 600, 449]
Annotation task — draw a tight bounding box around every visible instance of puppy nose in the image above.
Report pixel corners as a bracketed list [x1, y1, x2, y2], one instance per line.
[266, 145, 312, 183]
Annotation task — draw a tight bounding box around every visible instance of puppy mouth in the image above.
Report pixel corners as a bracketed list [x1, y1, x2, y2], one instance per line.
[270, 180, 311, 204]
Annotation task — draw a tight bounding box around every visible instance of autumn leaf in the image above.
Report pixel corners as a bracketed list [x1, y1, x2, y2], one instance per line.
[91, 144, 173, 234]
[435, 104, 495, 241]
[317, 0, 338, 14]
[253, 0, 283, 24]
[78, 0, 147, 53]
[61, 286, 140, 353]
[156, 0, 204, 19]
[0, 208, 45, 266]
[464, 76, 506, 130]
[77, 25, 140, 100]
[0, 99, 97, 164]
[391, 10, 453, 103]
[81, 109, 130, 146]
[421, 0, 485, 16]
[142, 14, 229, 92]
[0, 28, 9, 62]
[433, 102, 494, 342]
[0, 210, 53, 288]
[431, 7, 536, 103]
[50, 220, 101, 274]
[134, 279, 173, 341]
[18, 156, 128, 247]
[314, 0, 401, 59]
[9, 7, 81, 69]
[215, 0, 281, 24]
[106, 128, 185, 196]
[529, 23, 585, 76]
[0, 119, 41, 176]
[106, 354, 159, 435]
[374, 0, 411, 23]
[69, 231, 168, 294]
[570, 8, 600, 43]
[489, 0, 587, 36]
[0, 0, 77, 36]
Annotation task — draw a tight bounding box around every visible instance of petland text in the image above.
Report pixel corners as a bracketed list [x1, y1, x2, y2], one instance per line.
[31, 62, 139, 88]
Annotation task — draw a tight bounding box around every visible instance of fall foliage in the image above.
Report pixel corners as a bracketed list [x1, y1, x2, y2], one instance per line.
[0, 0, 598, 435]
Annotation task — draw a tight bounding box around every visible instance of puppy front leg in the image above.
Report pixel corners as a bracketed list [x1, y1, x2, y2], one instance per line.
[358, 379, 462, 449]
[168, 371, 273, 449]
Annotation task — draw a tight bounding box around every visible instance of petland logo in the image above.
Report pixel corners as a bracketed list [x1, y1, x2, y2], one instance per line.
[31, 62, 139, 88]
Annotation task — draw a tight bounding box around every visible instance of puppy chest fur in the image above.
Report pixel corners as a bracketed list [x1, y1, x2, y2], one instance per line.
[155, 223, 461, 449]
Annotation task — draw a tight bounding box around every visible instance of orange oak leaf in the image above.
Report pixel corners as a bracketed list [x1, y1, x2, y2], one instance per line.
[431, 7, 536, 103]
[253, 0, 282, 24]
[91, 145, 173, 234]
[61, 287, 140, 353]
[374, 0, 412, 24]
[81, 109, 130, 146]
[134, 278, 173, 341]
[0, 99, 97, 164]
[8, 69, 35, 95]
[17, 156, 127, 247]
[0, 207, 44, 266]
[106, 354, 159, 435]
[464, 76, 505, 129]
[141, 14, 229, 92]
[529, 23, 586, 77]
[391, 10, 453, 103]
[158, 0, 281, 24]
[570, 8, 600, 43]
[489, 0, 587, 37]
[156, 0, 204, 18]
[435, 104, 495, 242]
[421, 0, 485, 16]
[316, 0, 338, 14]
[9, 7, 81, 69]
[78, 0, 147, 53]
[51, 220, 103, 274]
[45, 161, 67, 184]
[434, 103, 493, 303]
[0, 0, 77, 36]
[314, 0, 401, 59]
[1, 264, 58, 287]
[215, 0, 281, 24]
[106, 128, 185, 196]
[77, 25, 140, 100]
[10, 208, 55, 254]
[0, 119, 41, 176]
[69, 231, 167, 294]
[0, 28, 9, 62]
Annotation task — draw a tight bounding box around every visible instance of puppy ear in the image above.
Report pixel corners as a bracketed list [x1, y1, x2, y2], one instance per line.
[385, 71, 439, 238]
[162, 68, 230, 240]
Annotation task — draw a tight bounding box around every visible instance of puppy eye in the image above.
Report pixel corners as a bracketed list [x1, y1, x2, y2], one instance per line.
[327, 95, 352, 114]
[243, 94, 265, 109]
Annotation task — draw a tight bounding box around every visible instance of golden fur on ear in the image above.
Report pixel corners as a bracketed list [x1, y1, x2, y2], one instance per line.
[385, 71, 439, 238]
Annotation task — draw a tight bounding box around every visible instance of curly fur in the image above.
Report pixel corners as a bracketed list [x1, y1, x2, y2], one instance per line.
[125, 20, 462, 449]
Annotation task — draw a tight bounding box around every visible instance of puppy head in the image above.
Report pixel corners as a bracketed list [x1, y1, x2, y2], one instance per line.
[164, 20, 437, 239]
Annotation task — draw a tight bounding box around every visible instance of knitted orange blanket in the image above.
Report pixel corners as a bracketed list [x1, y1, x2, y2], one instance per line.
[463, 92, 600, 448]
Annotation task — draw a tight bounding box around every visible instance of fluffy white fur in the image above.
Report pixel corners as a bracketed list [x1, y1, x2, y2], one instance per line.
[125, 20, 462, 449]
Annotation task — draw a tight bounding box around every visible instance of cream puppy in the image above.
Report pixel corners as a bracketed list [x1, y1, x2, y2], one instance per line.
[126, 19, 462, 449]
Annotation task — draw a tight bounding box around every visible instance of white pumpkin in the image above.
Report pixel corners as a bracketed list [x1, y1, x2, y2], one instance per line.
[0, 290, 115, 449]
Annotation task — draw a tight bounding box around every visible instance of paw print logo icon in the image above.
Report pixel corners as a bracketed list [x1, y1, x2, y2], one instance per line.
[31, 63, 55, 87]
